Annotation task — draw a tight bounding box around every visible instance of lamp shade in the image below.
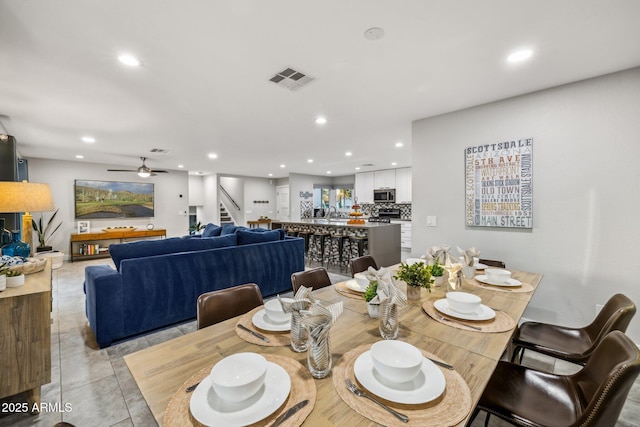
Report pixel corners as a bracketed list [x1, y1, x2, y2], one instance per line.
[0, 182, 55, 212]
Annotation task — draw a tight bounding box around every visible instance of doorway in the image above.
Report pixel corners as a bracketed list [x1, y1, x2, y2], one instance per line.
[276, 185, 290, 221]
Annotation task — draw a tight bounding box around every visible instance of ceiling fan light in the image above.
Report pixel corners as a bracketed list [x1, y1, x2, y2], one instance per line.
[137, 165, 151, 178]
[137, 171, 151, 178]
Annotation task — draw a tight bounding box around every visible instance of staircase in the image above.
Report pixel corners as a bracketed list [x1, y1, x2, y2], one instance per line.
[220, 203, 234, 225]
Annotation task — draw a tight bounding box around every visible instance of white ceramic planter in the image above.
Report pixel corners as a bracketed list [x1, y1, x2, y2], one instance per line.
[367, 303, 380, 318]
[407, 285, 422, 300]
[6, 274, 25, 288]
[0, 275, 6, 291]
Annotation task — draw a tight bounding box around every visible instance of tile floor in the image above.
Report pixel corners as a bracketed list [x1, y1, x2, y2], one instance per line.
[1, 258, 639, 427]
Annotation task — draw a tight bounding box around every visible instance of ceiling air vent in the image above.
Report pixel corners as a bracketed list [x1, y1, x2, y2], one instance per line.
[150, 148, 171, 154]
[269, 67, 315, 91]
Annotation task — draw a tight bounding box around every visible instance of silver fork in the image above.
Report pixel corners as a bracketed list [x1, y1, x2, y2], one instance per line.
[435, 313, 482, 331]
[344, 378, 409, 423]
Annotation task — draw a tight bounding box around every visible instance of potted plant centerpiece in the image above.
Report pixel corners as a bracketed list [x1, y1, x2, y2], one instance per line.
[394, 261, 432, 300]
[431, 260, 445, 286]
[363, 280, 380, 318]
[32, 208, 62, 252]
[5, 269, 24, 288]
[0, 261, 9, 291]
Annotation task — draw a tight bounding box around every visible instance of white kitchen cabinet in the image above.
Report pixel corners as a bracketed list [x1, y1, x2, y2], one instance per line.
[355, 172, 375, 204]
[392, 220, 412, 250]
[395, 167, 412, 203]
[374, 169, 396, 189]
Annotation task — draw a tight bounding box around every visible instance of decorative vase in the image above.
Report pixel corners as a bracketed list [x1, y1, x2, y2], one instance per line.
[307, 333, 331, 379]
[367, 303, 380, 318]
[406, 285, 421, 301]
[379, 300, 399, 340]
[6, 273, 24, 288]
[0, 275, 6, 291]
[290, 311, 309, 353]
[1, 231, 30, 257]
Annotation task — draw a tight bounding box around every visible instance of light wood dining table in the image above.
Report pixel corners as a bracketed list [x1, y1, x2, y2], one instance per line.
[124, 268, 542, 426]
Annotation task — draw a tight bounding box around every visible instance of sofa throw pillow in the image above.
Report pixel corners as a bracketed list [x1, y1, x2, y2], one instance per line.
[110, 234, 238, 271]
[250, 227, 286, 240]
[236, 229, 281, 245]
[202, 223, 222, 237]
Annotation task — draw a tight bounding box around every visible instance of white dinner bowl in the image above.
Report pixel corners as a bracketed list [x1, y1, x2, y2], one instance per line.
[370, 340, 423, 383]
[210, 353, 268, 402]
[264, 298, 292, 323]
[446, 291, 482, 314]
[485, 268, 512, 284]
[354, 273, 369, 290]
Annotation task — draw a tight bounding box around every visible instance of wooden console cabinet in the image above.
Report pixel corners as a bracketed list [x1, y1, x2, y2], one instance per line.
[0, 260, 52, 411]
[69, 229, 166, 262]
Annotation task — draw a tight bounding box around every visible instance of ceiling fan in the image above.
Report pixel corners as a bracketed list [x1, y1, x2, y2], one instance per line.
[107, 157, 169, 178]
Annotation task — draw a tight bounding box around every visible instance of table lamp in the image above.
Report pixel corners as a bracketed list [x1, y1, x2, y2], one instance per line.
[0, 181, 55, 256]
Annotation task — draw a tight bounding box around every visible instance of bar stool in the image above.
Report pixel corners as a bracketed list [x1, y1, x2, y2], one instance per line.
[326, 233, 348, 272]
[348, 236, 368, 260]
[285, 227, 298, 237]
[309, 231, 331, 265]
[296, 230, 312, 261]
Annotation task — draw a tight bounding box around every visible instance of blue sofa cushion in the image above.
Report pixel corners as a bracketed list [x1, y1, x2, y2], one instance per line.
[250, 227, 286, 239]
[202, 223, 222, 237]
[236, 229, 282, 245]
[109, 234, 238, 271]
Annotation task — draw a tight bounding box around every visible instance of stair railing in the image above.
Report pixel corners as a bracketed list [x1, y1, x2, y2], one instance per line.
[219, 185, 241, 211]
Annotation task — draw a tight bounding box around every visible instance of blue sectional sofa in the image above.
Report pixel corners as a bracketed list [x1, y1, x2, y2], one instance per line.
[84, 227, 304, 348]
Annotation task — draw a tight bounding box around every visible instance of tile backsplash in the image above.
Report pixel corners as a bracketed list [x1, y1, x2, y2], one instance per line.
[361, 203, 412, 220]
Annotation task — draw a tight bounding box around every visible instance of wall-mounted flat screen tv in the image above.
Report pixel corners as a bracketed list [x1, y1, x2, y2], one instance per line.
[75, 179, 154, 219]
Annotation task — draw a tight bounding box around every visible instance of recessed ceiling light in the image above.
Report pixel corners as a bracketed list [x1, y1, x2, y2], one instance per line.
[326, 170, 332, 174]
[391, 162, 397, 166]
[208, 153, 218, 159]
[81, 136, 95, 143]
[395, 142, 403, 148]
[307, 159, 314, 163]
[118, 54, 141, 67]
[345, 151, 352, 157]
[315, 117, 327, 125]
[75, 155, 84, 159]
[364, 27, 385, 41]
[355, 167, 361, 171]
[268, 173, 273, 177]
[177, 164, 184, 168]
[507, 49, 533, 63]
[280, 164, 286, 168]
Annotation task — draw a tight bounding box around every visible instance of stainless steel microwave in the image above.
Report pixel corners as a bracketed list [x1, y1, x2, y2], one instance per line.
[374, 189, 395, 203]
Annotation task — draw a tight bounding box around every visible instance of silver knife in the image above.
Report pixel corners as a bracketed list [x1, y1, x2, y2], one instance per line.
[272, 399, 309, 426]
[426, 357, 455, 370]
[237, 324, 270, 343]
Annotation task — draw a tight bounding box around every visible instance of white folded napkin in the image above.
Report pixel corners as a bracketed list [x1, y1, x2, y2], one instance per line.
[278, 285, 314, 313]
[421, 245, 450, 266]
[457, 246, 480, 266]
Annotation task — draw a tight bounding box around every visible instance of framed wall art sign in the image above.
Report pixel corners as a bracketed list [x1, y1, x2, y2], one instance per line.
[465, 138, 533, 228]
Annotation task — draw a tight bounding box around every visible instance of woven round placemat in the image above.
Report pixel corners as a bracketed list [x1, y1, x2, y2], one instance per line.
[334, 281, 367, 300]
[333, 344, 471, 427]
[422, 300, 516, 333]
[235, 306, 292, 347]
[164, 354, 316, 427]
[466, 278, 534, 293]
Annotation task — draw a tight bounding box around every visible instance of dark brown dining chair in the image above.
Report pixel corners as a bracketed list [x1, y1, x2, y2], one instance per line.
[349, 255, 378, 277]
[478, 259, 506, 268]
[510, 293, 636, 365]
[471, 330, 640, 427]
[197, 283, 264, 329]
[291, 267, 332, 293]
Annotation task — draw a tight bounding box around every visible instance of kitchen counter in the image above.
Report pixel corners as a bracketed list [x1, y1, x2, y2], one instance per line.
[271, 219, 401, 266]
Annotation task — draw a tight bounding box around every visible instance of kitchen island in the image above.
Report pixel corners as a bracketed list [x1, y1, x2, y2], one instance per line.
[271, 219, 401, 267]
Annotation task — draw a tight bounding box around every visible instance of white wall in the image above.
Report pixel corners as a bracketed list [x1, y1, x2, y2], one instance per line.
[188, 175, 204, 206]
[201, 174, 219, 224]
[243, 177, 277, 222]
[26, 158, 190, 254]
[411, 67, 640, 342]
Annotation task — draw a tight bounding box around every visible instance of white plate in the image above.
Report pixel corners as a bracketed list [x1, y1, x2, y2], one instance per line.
[190, 362, 291, 427]
[475, 275, 522, 287]
[405, 258, 427, 266]
[252, 309, 291, 332]
[474, 263, 488, 270]
[354, 351, 446, 404]
[346, 279, 366, 293]
[433, 299, 496, 321]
